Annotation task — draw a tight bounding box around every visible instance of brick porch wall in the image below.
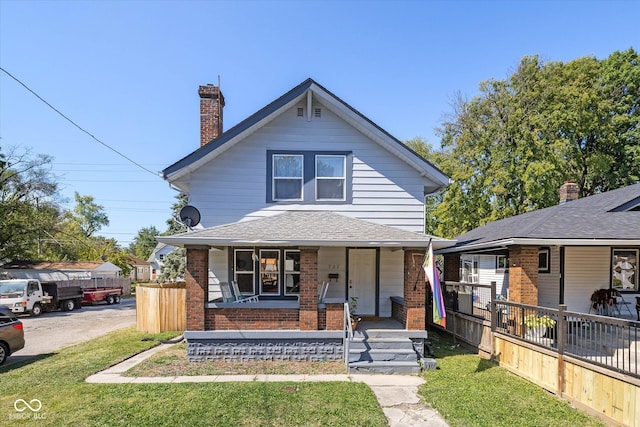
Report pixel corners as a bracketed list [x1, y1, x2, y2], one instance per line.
[185, 246, 209, 331]
[404, 250, 426, 330]
[325, 302, 344, 330]
[509, 246, 539, 305]
[205, 308, 299, 330]
[299, 248, 319, 330]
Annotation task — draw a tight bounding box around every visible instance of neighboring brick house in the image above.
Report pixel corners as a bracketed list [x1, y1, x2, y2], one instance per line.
[438, 182, 640, 314]
[157, 79, 452, 364]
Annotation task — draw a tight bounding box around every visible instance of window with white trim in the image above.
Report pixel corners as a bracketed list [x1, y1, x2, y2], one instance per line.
[316, 155, 346, 200]
[260, 249, 280, 295]
[538, 247, 550, 273]
[234, 249, 255, 294]
[460, 255, 479, 284]
[272, 154, 303, 201]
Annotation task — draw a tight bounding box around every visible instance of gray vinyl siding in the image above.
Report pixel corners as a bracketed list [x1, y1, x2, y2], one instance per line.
[318, 247, 346, 300]
[564, 247, 610, 313]
[207, 248, 229, 302]
[188, 102, 436, 232]
[477, 255, 507, 303]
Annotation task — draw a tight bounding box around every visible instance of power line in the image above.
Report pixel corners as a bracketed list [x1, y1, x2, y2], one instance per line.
[0, 67, 161, 178]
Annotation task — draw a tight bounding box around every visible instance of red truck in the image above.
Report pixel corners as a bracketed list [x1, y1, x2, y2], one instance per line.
[82, 287, 123, 305]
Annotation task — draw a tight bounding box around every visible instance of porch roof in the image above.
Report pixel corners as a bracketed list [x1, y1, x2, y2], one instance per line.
[156, 211, 453, 249]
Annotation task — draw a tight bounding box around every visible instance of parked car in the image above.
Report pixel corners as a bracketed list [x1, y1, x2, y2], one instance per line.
[0, 306, 25, 364]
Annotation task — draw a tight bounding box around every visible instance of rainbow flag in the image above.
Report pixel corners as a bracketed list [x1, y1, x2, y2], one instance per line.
[425, 241, 446, 327]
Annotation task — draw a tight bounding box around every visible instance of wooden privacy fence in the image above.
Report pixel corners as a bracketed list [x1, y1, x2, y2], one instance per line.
[136, 284, 186, 333]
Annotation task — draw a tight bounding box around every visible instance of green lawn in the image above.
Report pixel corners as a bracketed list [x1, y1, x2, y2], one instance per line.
[0, 328, 386, 426]
[421, 331, 606, 427]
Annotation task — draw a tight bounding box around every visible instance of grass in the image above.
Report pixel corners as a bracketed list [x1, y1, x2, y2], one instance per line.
[0, 328, 386, 426]
[126, 342, 346, 376]
[420, 331, 606, 427]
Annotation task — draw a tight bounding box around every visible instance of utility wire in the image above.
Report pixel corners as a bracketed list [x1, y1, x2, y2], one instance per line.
[0, 67, 161, 177]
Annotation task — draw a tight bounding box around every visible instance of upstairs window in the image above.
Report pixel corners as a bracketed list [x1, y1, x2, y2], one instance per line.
[316, 155, 345, 200]
[272, 155, 303, 201]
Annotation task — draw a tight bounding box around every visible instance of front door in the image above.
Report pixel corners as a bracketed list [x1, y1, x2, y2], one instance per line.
[348, 249, 377, 316]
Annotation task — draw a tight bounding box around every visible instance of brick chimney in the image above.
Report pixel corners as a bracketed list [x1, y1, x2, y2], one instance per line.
[559, 181, 579, 204]
[198, 84, 225, 147]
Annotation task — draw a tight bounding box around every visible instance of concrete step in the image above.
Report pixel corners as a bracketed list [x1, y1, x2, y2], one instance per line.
[348, 360, 422, 375]
[348, 348, 417, 363]
[356, 329, 428, 340]
[350, 337, 416, 351]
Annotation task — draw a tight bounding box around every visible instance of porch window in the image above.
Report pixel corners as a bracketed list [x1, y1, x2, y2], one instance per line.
[612, 249, 638, 291]
[284, 250, 300, 295]
[315, 155, 345, 200]
[273, 155, 303, 201]
[234, 250, 255, 294]
[260, 249, 280, 295]
[538, 247, 550, 273]
[460, 255, 478, 284]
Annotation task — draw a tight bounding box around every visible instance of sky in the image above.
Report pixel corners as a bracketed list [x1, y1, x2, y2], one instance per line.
[0, 0, 637, 248]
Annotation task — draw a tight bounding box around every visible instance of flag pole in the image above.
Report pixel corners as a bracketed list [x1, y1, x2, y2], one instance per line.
[414, 237, 432, 291]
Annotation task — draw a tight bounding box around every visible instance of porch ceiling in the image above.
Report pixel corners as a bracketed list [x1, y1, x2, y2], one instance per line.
[157, 210, 454, 249]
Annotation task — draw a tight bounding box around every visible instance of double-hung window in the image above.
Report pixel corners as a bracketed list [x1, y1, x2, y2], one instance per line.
[316, 155, 346, 200]
[272, 154, 303, 201]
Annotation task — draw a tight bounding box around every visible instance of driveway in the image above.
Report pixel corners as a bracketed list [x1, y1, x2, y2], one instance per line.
[5, 298, 136, 366]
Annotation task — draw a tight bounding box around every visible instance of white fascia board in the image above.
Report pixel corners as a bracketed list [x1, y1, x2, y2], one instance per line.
[309, 84, 450, 189]
[164, 94, 307, 184]
[437, 238, 640, 254]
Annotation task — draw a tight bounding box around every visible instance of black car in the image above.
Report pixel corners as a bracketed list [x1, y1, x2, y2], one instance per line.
[0, 306, 25, 364]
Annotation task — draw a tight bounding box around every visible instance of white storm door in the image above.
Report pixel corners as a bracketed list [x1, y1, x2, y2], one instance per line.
[348, 249, 377, 316]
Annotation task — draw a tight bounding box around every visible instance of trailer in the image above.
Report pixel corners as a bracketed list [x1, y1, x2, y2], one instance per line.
[82, 287, 123, 305]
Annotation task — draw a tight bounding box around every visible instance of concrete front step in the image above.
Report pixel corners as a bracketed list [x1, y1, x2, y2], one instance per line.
[349, 348, 417, 363]
[350, 337, 416, 351]
[348, 360, 422, 374]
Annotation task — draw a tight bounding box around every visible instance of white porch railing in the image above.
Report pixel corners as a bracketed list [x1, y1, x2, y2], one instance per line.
[344, 302, 354, 371]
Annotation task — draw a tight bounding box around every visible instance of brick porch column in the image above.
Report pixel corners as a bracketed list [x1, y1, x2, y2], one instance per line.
[509, 246, 538, 305]
[444, 253, 460, 282]
[299, 248, 319, 330]
[185, 246, 209, 331]
[404, 250, 426, 330]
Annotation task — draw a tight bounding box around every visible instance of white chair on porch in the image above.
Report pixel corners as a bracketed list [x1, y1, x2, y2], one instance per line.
[318, 281, 330, 303]
[231, 281, 260, 303]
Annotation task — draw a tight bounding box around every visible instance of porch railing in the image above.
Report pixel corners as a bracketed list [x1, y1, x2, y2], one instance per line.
[443, 281, 494, 322]
[344, 302, 353, 371]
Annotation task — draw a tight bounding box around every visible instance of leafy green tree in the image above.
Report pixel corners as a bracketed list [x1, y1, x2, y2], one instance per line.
[164, 193, 188, 235]
[0, 146, 61, 262]
[73, 192, 109, 237]
[431, 48, 639, 238]
[129, 226, 161, 259]
[159, 247, 185, 282]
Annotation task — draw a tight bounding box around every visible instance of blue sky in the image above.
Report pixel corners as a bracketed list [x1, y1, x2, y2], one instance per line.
[0, 0, 637, 247]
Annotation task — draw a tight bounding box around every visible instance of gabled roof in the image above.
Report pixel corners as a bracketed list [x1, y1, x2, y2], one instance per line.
[0, 260, 113, 271]
[439, 183, 640, 253]
[156, 211, 453, 249]
[163, 78, 450, 194]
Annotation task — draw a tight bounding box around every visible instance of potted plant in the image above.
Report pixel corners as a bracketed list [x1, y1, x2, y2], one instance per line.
[349, 296, 361, 331]
[524, 314, 555, 338]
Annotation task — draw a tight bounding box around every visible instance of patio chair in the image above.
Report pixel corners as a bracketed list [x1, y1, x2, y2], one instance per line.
[231, 280, 259, 303]
[219, 282, 235, 302]
[318, 281, 329, 303]
[610, 289, 633, 317]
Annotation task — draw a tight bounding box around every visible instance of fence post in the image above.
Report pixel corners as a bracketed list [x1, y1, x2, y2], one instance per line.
[490, 281, 497, 332]
[557, 304, 567, 397]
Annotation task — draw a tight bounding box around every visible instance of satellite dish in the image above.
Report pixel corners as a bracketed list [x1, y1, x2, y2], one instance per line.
[179, 205, 201, 228]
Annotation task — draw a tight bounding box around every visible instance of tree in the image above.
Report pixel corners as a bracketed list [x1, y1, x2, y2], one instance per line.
[129, 226, 161, 259]
[159, 247, 185, 282]
[0, 146, 61, 262]
[164, 193, 188, 235]
[73, 192, 109, 237]
[431, 48, 640, 238]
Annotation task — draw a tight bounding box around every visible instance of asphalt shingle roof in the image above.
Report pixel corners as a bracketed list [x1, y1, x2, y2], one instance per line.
[449, 184, 640, 249]
[157, 211, 451, 248]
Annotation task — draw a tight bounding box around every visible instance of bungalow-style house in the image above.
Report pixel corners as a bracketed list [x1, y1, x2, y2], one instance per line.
[0, 260, 122, 281]
[147, 243, 177, 281]
[157, 78, 452, 370]
[438, 181, 640, 315]
[127, 255, 151, 282]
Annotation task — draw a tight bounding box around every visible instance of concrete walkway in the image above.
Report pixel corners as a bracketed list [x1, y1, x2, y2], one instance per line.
[86, 343, 450, 426]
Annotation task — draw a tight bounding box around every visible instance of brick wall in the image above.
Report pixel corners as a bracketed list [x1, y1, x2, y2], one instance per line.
[391, 299, 407, 325]
[444, 253, 461, 282]
[185, 246, 209, 330]
[299, 248, 319, 330]
[509, 246, 539, 305]
[199, 84, 225, 147]
[205, 308, 299, 330]
[325, 302, 345, 331]
[404, 250, 426, 330]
